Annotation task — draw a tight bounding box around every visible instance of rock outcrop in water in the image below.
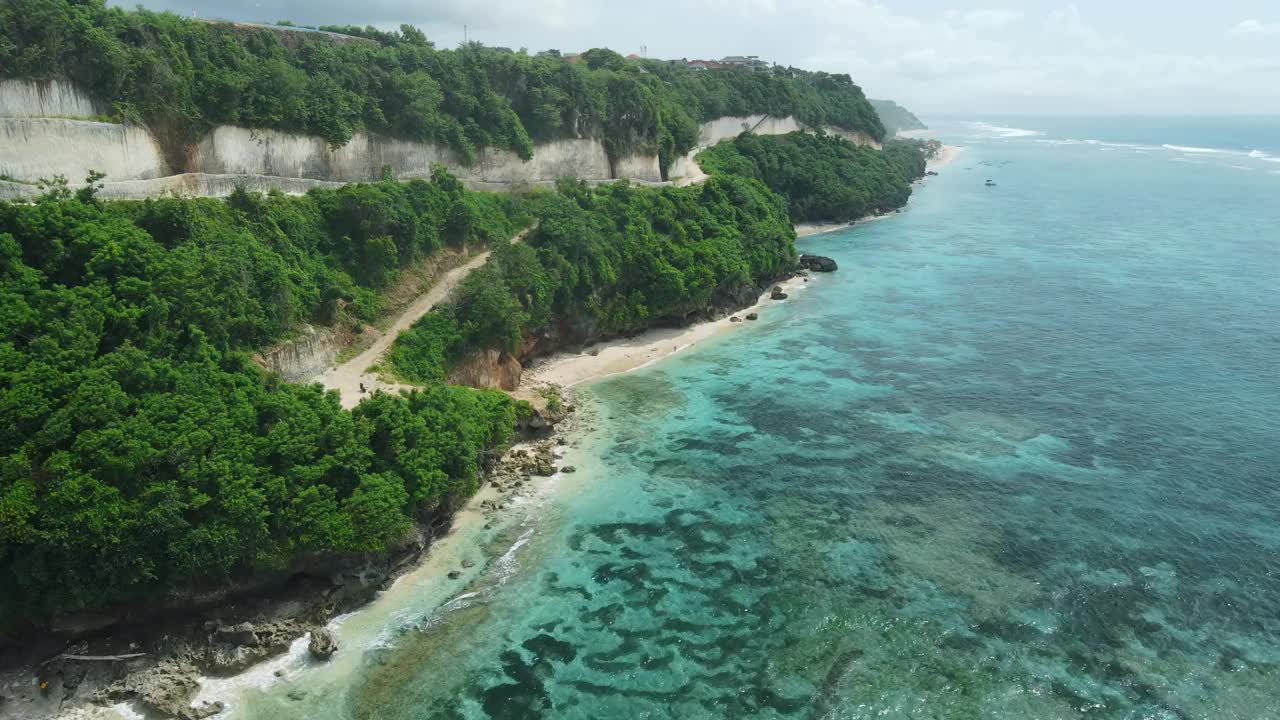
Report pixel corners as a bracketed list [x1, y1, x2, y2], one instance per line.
[308, 628, 338, 660]
[91, 659, 216, 719]
[799, 254, 839, 272]
[204, 621, 301, 674]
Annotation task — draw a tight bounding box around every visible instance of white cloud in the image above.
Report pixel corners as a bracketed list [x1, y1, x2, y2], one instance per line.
[786, 2, 1278, 113]
[1042, 4, 1119, 51]
[111, 0, 1280, 114]
[960, 8, 1022, 29]
[1229, 19, 1280, 36]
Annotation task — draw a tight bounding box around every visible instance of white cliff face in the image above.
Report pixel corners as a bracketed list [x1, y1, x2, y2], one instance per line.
[611, 152, 663, 183]
[0, 79, 103, 118]
[0, 81, 876, 199]
[0, 118, 171, 185]
[695, 114, 802, 145]
[255, 325, 339, 382]
[190, 127, 654, 186]
[667, 114, 883, 185]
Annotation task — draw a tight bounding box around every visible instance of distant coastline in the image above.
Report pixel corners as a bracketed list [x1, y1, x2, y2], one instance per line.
[518, 274, 811, 392]
[795, 143, 962, 239]
[526, 141, 963, 391]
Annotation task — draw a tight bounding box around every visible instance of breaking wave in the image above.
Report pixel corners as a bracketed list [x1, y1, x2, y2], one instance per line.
[968, 121, 1044, 138]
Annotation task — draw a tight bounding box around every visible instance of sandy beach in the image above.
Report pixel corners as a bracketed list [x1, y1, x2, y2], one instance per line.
[519, 274, 810, 392]
[794, 221, 849, 237]
[929, 144, 964, 170]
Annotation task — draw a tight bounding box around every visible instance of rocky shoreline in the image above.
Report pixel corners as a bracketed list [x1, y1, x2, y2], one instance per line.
[0, 255, 841, 720]
[0, 400, 575, 720]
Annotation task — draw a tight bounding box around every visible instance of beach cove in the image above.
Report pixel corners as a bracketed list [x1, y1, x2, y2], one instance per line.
[47, 118, 1280, 717]
[246, 118, 1280, 718]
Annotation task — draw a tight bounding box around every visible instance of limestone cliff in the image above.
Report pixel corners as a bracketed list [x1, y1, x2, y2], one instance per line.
[667, 113, 881, 183]
[0, 80, 661, 199]
[0, 81, 877, 200]
[254, 325, 339, 382]
[445, 349, 524, 391]
[0, 78, 103, 118]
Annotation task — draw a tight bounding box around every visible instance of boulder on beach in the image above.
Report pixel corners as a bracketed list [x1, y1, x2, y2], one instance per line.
[770, 286, 788, 300]
[96, 659, 205, 719]
[214, 622, 257, 647]
[308, 628, 338, 661]
[798, 254, 838, 272]
[204, 620, 301, 673]
[730, 316, 742, 323]
[745, 313, 759, 321]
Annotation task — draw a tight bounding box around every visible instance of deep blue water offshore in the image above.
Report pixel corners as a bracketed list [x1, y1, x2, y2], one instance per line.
[236, 118, 1280, 719]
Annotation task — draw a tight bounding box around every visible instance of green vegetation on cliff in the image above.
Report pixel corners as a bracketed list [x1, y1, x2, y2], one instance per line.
[0, 4, 932, 632]
[0, 174, 520, 627]
[389, 174, 795, 383]
[697, 132, 931, 223]
[0, 0, 884, 171]
[870, 99, 927, 136]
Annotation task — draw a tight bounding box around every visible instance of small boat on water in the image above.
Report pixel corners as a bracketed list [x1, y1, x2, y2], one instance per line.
[985, 179, 997, 187]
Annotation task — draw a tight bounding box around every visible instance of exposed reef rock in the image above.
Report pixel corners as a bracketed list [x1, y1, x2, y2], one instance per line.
[203, 621, 301, 674]
[92, 660, 205, 719]
[307, 628, 337, 661]
[798, 254, 838, 272]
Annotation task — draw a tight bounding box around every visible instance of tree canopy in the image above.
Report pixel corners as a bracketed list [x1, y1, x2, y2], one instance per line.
[870, 99, 927, 136]
[697, 132, 931, 223]
[389, 174, 795, 383]
[0, 173, 520, 629]
[0, 0, 885, 171]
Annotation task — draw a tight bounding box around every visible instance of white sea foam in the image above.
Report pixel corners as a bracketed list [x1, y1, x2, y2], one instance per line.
[968, 121, 1043, 138]
[1100, 142, 1155, 151]
[1163, 144, 1222, 154]
[1161, 144, 1280, 163]
[1033, 137, 1277, 163]
[1245, 150, 1280, 162]
[493, 527, 534, 586]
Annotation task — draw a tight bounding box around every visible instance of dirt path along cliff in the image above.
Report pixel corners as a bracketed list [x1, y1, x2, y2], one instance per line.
[311, 225, 532, 408]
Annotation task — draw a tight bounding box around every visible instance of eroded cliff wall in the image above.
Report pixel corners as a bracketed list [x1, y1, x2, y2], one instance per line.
[0, 80, 661, 198]
[255, 325, 339, 382]
[0, 78, 102, 118]
[667, 114, 882, 183]
[0, 81, 872, 200]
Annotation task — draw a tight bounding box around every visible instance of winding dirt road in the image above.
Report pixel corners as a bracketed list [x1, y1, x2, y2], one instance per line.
[310, 226, 531, 408]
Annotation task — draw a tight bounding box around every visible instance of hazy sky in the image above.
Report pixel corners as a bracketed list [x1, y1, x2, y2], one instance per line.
[113, 1, 1280, 116]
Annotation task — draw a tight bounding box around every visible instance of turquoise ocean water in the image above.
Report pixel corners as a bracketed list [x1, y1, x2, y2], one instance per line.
[235, 118, 1280, 719]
